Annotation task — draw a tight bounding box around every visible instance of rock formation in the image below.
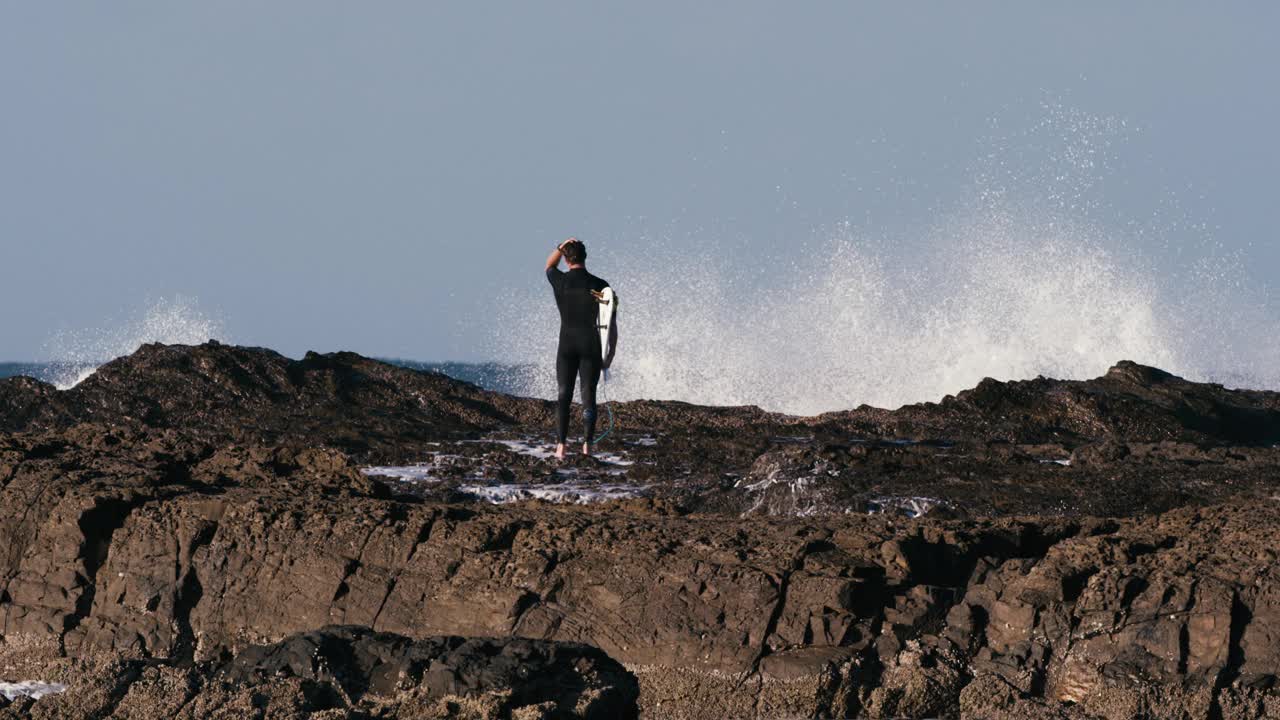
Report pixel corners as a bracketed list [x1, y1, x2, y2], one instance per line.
[2, 342, 1280, 718]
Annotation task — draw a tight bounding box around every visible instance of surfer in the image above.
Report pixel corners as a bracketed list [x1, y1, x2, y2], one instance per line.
[545, 238, 617, 459]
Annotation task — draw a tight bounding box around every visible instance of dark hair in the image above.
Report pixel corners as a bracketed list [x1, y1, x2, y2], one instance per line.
[562, 240, 587, 264]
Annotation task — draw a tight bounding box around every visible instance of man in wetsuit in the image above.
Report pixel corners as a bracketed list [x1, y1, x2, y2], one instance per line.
[545, 237, 617, 460]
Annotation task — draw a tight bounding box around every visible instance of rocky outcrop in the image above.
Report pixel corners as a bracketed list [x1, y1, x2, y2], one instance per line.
[6, 341, 1280, 460]
[0, 626, 636, 719]
[3, 343, 1280, 718]
[816, 359, 1280, 446]
[0, 342, 546, 460]
[222, 626, 639, 718]
[3, 424, 1280, 717]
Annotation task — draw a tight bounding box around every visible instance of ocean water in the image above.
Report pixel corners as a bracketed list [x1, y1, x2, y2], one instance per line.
[0, 359, 532, 397]
[0, 363, 53, 381]
[389, 361, 535, 397]
[0, 681, 67, 701]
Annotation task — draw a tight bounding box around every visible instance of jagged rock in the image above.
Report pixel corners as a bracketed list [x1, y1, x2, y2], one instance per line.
[5, 344, 1280, 518]
[1070, 438, 1130, 466]
[3, 343, 1280, 718]
[222, 626, 638, 717]
[861, 640, 966, 718]
[0, 696, 36, 717]
[0, 629, 635, 719]
[0, 342, 544, 460]
[737, 445, 851, 516]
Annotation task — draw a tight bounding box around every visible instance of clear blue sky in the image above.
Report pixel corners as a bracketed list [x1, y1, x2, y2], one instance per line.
[2, 2, 1277, 361]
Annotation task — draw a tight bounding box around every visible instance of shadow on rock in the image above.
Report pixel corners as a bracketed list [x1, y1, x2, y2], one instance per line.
[221, 626, 640, 719]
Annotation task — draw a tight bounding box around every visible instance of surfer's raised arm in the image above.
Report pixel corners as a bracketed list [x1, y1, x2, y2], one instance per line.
[545, 238, 575, 272]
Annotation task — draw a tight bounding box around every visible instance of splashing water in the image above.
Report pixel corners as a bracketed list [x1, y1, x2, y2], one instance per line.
[0, 681, 68, 701]
[494, 110, 1280, 415]
[44, 297, 227, 389]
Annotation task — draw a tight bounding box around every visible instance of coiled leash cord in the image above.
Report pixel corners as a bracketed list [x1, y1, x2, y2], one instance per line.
[595, 375, 615, 444]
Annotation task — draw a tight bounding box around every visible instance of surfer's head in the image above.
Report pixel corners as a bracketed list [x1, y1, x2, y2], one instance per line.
[562, 239, 587, 266]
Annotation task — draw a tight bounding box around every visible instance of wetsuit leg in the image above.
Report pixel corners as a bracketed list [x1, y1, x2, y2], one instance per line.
[555, 343, 580, 445]
[580, 352, 602, 443]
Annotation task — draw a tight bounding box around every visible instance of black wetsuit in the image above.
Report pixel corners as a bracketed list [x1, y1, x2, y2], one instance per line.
[546, 266, 610, 445]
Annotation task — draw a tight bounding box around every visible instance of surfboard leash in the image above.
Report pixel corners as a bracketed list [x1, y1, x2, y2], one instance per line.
[595, 375, 615, 444]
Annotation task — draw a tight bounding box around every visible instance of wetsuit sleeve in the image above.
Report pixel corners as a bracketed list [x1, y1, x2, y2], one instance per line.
[546, 267, 564, 290]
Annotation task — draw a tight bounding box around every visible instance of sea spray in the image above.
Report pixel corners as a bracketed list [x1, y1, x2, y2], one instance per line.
[493, 110, 1280, 414]
[495, 221, 1183, 414]
[43, 296, 227, 389]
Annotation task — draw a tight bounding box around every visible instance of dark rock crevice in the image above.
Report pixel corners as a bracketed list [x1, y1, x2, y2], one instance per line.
[68, 496, 147, 636]
[1221, 589, 1254, 687]
[171, 520, 218, 664]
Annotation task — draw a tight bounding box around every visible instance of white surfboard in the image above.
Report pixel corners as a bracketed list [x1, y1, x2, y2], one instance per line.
[596, 287, 616, 378]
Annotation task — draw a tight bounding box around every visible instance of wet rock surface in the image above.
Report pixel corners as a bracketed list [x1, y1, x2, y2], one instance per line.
[2, 342, 1280, 718]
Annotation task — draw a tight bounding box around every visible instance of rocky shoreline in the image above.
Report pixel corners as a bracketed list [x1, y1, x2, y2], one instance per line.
[2, 341, 1280, 718]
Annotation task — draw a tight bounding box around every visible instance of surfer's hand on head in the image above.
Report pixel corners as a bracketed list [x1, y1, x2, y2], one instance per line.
[547, 238, 580, 271]
[546, 244, 565, 271]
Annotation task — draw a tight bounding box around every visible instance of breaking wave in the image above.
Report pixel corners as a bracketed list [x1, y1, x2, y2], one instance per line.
[494, 109, 1280, 415]
[43, 296, 227, 389]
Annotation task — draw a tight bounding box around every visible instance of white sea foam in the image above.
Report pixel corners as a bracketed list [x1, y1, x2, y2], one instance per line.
[362, 454, 467, 483]
[595, 452, 633, 467]
[363, 438, 636, 488]
[0, 681, 68, 701]
[476, 438, 635, 467]
[460, 482, 645, 505]
[739, 475, 830, 518]
[43, 296, 226, 389]
[494, 109, 1280, 414]
[485, 439, 557, 460]
[867, 496, 948, 519]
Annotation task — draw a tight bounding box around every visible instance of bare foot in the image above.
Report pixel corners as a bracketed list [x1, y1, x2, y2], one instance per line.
[555, 443, 566, 460]
[581, 443, 592, 457]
